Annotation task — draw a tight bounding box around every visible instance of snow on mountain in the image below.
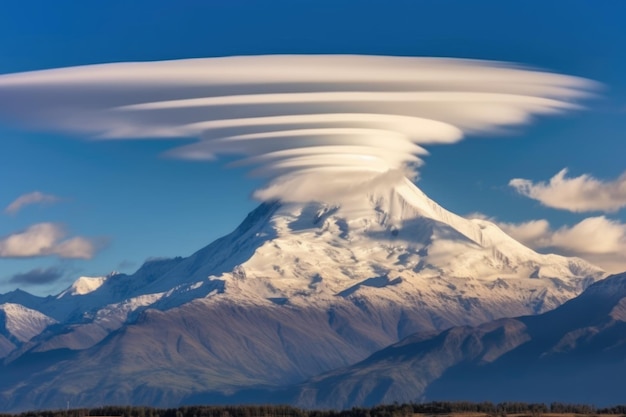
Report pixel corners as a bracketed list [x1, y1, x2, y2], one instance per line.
[0, 181, 606, 411]
[58, 276, 108, 297]
[0, 289, 48, 313]
[219, 178, 600, 304]
[15, 180, 602, 349]
[292, 271, 626, 409]
[48, 180, 604, 316]
[0, 303, 57, 345]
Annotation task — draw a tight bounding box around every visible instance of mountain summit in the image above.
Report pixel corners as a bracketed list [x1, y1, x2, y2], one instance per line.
[0, 181, 604, 411]
[202, 178, 602, 309]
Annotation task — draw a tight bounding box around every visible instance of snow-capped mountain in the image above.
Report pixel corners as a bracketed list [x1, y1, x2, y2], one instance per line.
[0, 180, 605, 411]
[293, 271, 626, 409]
[0, 303, 57, 358]
[57, 276, 108, 297]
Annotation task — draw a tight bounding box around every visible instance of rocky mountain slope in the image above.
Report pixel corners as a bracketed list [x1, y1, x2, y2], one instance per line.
[294, 271, 626, 409]
[0, 180, 605, 411]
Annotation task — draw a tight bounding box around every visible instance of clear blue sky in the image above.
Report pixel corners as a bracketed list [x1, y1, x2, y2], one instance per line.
[1, 0, 625, 295]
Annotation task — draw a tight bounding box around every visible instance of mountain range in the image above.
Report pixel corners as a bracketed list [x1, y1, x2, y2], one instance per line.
[292, 270, 626, 408]
[0, 180, 610, 411]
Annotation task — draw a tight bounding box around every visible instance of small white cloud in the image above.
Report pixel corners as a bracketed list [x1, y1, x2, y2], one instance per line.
[5, 191, 60, 215]
[0, 223, 101, 259]
[510, 169, 626, 213]
[496, 216, 626, 273]
[497, 219, 552, 248]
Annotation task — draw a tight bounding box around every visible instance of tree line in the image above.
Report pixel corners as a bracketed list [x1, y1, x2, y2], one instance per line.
[3, 401, 626, 417]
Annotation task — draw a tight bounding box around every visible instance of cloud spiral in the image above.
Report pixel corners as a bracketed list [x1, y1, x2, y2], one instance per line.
[0, 55, 595, 202]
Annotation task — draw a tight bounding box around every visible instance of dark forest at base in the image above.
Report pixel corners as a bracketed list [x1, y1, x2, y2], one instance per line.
[4, 402, 626, 417]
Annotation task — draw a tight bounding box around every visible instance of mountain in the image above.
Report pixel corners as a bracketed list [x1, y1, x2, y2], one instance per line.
[294, 271, 626, 409]
[0, 180, 604, 411]
[0, 303, 57, 358]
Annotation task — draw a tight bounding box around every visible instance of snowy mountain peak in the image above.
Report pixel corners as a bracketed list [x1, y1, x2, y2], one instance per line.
[57, 275, 108, 298]
[244, 179, 603, 290]
[0, 303, 57, 343]
[0, 179, 612, 412]
[3, 180, 604, 321]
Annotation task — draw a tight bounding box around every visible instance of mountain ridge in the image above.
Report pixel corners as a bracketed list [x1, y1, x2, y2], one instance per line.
[292, 271, 626, 409]
[0, 181, 606, 411]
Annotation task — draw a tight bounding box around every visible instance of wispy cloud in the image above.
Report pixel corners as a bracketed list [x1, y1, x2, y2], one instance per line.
[4, 191, 61, 215]
[496, 216, 626, 273]
[0, 56, 596, 203]
[510, 169, 626, 213]
[9, 266, 63, 285]
[0, 223, 103, 259]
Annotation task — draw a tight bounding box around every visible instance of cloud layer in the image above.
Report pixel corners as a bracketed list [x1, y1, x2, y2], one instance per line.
[496, 216, 626, 273]
[0, 223, 99, 259]
[4, 191, 60, 215]
[0, 55, 595, 202]
[9, 266, 63, 285]
[510, 169, 626, 213]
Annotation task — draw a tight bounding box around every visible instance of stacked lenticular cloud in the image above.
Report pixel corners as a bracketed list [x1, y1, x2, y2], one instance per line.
[0, 55, 595, 202]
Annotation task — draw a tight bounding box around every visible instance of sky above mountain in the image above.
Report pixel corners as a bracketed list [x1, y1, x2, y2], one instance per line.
[0, 0, 625, 295]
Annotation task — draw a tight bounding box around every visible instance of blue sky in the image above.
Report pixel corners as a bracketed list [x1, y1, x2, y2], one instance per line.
[0, 0, 625, 295]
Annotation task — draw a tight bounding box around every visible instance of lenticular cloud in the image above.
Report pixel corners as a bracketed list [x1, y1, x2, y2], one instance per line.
[0, 55, 595, 202]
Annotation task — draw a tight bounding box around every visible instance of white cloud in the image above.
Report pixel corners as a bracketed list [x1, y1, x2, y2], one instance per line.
[0, 223, 100, 259]
[510, 168, 626, 213]
[5, 191, 60, 215]
[497, 219, 552, 248]
[0, 55, 596, 203]
[497, 216, 626, 273]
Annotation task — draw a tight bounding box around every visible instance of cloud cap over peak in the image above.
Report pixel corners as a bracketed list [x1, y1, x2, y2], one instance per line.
[0, 55, 597, 203]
